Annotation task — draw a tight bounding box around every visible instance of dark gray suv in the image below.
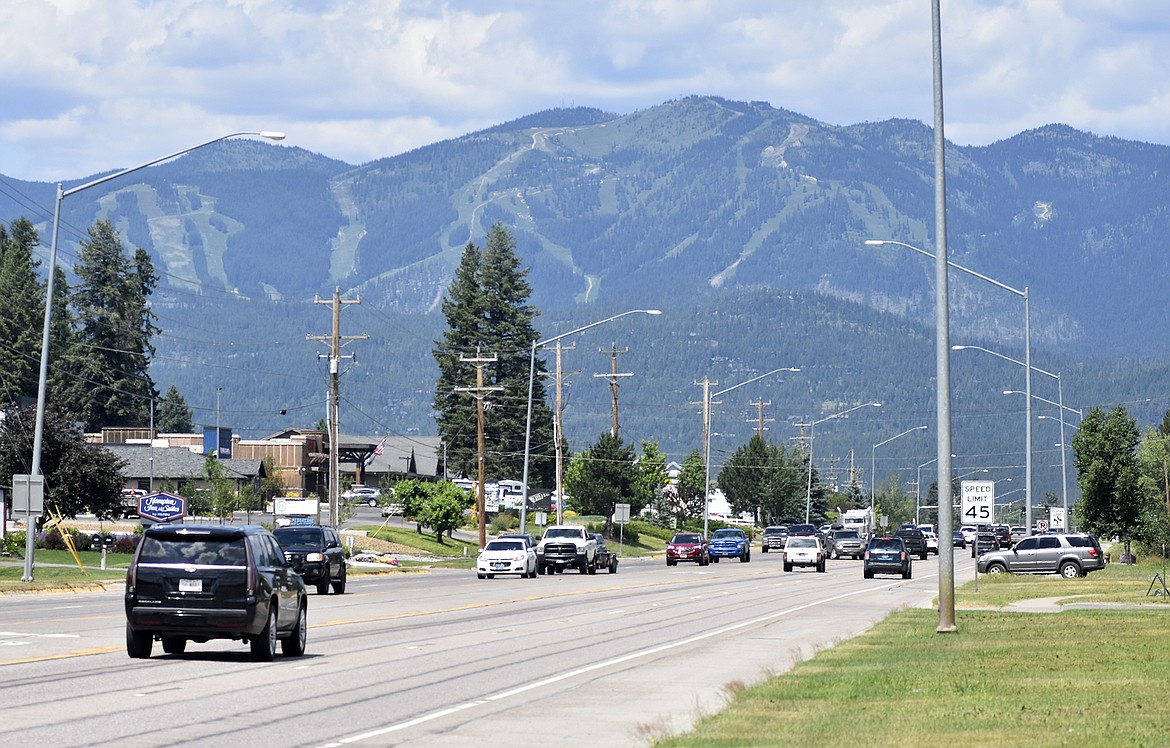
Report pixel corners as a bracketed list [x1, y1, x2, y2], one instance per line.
[977, 533, 1106, 578]
[125, 524, 308, 661]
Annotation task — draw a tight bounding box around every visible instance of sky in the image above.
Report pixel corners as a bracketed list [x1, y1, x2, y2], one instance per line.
[4, 0, 1170, 182]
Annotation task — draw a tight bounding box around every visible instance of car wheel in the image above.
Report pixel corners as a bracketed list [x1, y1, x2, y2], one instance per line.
[477, 573, 486, 579]
[587, 560, 597, 575]
[332, 565, 346, 594]
[126, 624, 153, 659]
[741, 551, 750, 563]
[161, 637, 186, 655]
[920, 552, 928, 561]
[486, 574, 495, 579]
[609, 559, 618, 574]
[281, 603, 307, 657]
[817, 559, 826, 573]
[783, 562, 792, 572]
[863, 567, 873, 579]
[1059, 561, 1081, 579]
[316, 577, 330, 595]
[986, 563, 1007, 575]
[250, 606, 278, 662]
[699, 556, 709, 566]
[368, 498, 378, 507]
[903, 567, 912, 580]
[711, 556, 719, 563]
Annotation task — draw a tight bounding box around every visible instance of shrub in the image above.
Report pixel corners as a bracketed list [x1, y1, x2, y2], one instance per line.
[114, 534, 141, 555]
[41, 528, 67, 550]
[2, 531, 26, 556]
[72, 531, 93, 552]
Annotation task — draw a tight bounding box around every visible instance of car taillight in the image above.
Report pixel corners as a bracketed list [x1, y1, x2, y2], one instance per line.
[1088, 548, 1100, 557]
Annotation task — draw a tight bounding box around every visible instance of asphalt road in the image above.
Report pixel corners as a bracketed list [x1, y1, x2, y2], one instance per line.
[0, 548, 973, 747]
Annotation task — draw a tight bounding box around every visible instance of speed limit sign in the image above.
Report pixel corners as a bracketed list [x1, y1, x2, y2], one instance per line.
[961, 480, 995, 523]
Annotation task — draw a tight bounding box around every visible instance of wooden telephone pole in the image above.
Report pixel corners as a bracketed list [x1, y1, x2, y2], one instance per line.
[593, 342, 633, 437]
[307, 288, 367, 528]
[748, 399, 773, 438]
[456, 348, 502, 547]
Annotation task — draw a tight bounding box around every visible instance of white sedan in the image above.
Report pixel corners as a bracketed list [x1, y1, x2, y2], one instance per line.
[923, 531, 940, 555]
[477, 539, 537, 579]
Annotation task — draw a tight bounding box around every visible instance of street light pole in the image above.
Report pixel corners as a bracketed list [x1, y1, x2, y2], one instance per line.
[702, 367, 801, 537]
[870, 426, 928, 510]
[803, 402, 882, 523]
[23, 130, 285, 583]
[518, 309, 662, 533]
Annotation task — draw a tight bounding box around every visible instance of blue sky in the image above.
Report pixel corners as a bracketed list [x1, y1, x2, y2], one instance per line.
[4, 0, 1169, 181]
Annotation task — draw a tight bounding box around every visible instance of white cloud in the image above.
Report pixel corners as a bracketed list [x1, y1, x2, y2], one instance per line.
[3, 0, 1170, 181]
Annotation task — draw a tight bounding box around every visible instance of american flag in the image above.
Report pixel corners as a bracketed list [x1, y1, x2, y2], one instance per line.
[365, 437, 386, 466]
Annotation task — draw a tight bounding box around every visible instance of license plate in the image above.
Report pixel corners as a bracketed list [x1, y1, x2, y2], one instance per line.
[179, 578, 203, 593]
[492, 563, 507, 570]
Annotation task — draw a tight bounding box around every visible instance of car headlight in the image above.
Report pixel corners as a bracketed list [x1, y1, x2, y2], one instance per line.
[306, 552, 324, 562]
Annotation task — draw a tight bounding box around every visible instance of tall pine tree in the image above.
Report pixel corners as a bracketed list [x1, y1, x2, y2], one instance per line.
[0, 218, 44, 406]
[69, 219, 160, 429]
[433, 224, 554, 486]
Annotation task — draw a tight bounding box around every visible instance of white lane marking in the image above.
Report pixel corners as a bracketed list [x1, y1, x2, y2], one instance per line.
[0, 632, 81, 638]
[322, 575, 932, 746]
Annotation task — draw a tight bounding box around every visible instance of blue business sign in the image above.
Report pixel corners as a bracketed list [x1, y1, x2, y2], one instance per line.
[139, 492, 187, 523]
[203, 426, 232, 458]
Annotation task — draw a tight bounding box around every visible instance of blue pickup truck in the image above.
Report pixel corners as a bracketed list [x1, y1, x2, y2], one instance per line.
[708, 528, 751, 563]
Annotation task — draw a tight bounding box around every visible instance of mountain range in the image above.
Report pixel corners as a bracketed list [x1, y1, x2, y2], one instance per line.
[3, 95, 1169, 497]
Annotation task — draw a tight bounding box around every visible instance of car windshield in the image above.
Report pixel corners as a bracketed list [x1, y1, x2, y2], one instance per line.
[544, 528, 583, 539]
[787, 537, 816, 548]
[712, 530, 741, 539]
[137, 537, 247, 566]
[834, 531, 859, 539]
[764, 527, 787, 535]
[672, 534, 702, 544]
[485, 541, 522, 551]
[273, 528, 324, 546]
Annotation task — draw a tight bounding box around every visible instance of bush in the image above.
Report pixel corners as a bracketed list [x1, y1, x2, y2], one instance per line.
[40, 528, 68, 550]
[631, 521, 675, 543]
[489, 510, 518, 535]
[114, 534, 141, 555]
[2, 531, 26, 556]
[584, 521, 641, 545]
[72, 531, 93, 552]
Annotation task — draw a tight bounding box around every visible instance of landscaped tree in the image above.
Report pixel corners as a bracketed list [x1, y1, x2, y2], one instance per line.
[205, 455, 238, 523]
[1134, 425, 1170, 553]
[719, 435, 773, 523]
[0, 218, 44, 406]
[674, 450, 708, 526]
[432, 224, 554, 487]
[67, 219, 160, 430]
[0, 403, 125, 518]
[418, 480, 472, 544]
[1073, 405, 1148, 562]
[564, 432, 639, 534]
[634, 440, 668, 515]
[394, 478, 432, 532]
[157, 385, 194, 433]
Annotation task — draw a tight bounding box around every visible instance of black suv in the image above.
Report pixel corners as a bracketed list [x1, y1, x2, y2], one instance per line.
[895, 526, 929, 560]
[125, 524, 308, 661]
[273, 524, 347, 595]
[863, 535, 912, 579]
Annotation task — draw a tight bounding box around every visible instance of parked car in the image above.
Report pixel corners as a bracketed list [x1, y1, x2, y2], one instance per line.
[497, 532, 538, 549]
[829, 529, 865, 560]
[970, 531, 998, 558]
[709, 528, 751, 563]
[342, 485, 381, 506]
[273, 524, 347, 595]
[951, 530, 967, 549]
[922, 530, 939, 555]
[782, 535, 827, 573]
[863, 535, 912, 579]
[477, 538, 537, 579]
[380, 502, 405, 517]
[761, 525, 789, 553]
[124, 524, 307, 661]
[977, 533, 1107, 578]
[895, 526, 929, 560]
[990, 524, 1012, 549]
[666, 532, 710, 566]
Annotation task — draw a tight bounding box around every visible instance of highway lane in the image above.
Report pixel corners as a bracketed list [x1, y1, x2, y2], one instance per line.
[0, 549, 976, 747]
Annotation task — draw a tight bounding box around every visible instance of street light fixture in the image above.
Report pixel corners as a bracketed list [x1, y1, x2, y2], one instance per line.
[871, 426, 928, 510]
[866, 239, 1034, 565]
[23, 130, 286, 583]
[519, 309, 662, 532]
[803, 402, 882, 523]
[702, 367, 801, 537]
[1008, 390, 1082, 531]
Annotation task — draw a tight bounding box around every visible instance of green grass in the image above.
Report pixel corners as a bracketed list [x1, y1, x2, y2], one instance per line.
[357, 525, 481, 557]
[657, 559, 1170, 747]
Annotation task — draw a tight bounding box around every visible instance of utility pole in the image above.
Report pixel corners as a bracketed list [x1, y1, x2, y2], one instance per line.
[748, 399, 772, 438]
[552, 341, 577, 524]
[308, 288, 367, 528]
[456, 348, 502, 547]
[691, 378, 719, 535]
[593, 342, 633, 437]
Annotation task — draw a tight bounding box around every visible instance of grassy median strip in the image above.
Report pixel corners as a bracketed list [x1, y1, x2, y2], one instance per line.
[658, 559, 1170, 747]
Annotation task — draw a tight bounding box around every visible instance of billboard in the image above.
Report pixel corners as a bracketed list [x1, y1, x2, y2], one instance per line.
[203, 426, 232, 458]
